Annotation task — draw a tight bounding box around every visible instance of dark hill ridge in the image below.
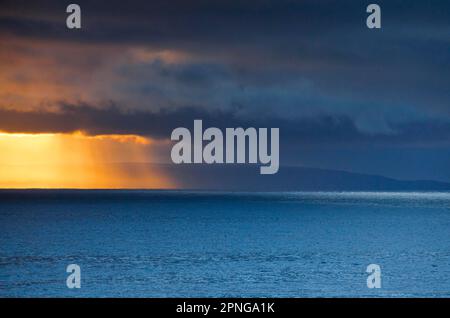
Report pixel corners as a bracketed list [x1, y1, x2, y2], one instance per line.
[124, 163, 450, 191]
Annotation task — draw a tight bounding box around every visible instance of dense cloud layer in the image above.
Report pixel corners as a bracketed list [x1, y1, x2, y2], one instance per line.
[1, 103, 450, 147]
[1, 0, 449, 134]
[0, 0, 449, 181]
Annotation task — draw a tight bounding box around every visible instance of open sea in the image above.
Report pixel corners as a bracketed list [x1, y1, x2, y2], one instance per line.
[0, 190, 449, 297]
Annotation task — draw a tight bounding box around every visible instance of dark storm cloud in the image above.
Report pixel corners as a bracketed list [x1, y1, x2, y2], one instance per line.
[0, 0, 449, 140]
[2, 1, 449, 43]
[2, 0, 449, 71]
[1, 103, 450, 148]
[1, 0, 449, 72]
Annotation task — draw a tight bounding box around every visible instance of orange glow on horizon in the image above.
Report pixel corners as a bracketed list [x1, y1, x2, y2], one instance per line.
[0, 132, 174, 189]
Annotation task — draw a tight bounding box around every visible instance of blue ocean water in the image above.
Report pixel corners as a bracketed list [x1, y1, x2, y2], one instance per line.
[0, 190, 449, 297]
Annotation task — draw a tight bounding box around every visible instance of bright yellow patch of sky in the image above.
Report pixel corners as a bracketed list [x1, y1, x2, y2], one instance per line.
[0, 132, 174, 189]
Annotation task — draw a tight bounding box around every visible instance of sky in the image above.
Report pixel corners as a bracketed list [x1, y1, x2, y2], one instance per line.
[0, 0, 449, 188]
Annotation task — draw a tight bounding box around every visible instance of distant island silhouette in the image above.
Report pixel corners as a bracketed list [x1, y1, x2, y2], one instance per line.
[117, 163, 450, 191]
